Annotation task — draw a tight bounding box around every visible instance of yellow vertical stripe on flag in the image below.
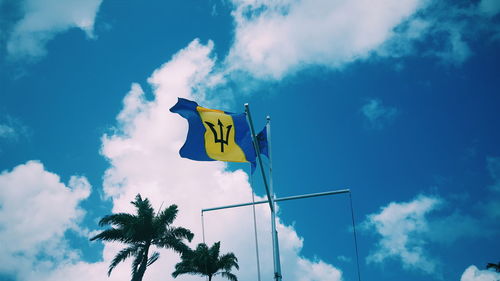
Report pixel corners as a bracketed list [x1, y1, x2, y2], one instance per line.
[197, 106, 248, 162]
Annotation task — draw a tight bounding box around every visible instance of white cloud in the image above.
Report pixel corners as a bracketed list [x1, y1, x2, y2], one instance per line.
[460, 265, 500, 281]
[363, 193, 497, 277]
[0, 160, 91, 280]
[361, 99, 398, 129]
[5, 0, 103, 60]
[363, 195, 442, 275]
[225, 0, 500, 79]
[226, 0, 430, 79]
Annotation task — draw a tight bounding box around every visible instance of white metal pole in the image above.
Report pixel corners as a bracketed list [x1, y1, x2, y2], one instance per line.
[267, 116, 282, 280]
[249, 164, 262, 281]
[244, 104, 279, 281]
[202, 189, 350, 212]
[201, 212, 206, 244]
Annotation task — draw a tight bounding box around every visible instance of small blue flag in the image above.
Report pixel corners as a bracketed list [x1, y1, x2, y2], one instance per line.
[256, 127, 269, 158]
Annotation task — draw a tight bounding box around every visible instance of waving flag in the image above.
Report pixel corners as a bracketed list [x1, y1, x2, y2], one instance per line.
[170, 98, 256, 165]
[256, 127, 269, 158]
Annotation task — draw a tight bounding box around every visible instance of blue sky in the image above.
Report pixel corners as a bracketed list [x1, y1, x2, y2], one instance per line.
[0, 0, 499, 281]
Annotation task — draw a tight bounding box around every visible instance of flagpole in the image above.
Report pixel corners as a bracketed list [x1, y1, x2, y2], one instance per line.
[244, 103, 281, 281]
[244, 104, 274, 212]
[267, 116, 282, 280]
[249, 164, 262, 281]
[201, 212, 206, 244]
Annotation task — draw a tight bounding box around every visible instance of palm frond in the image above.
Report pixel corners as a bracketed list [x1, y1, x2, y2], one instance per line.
[155, 204, 178, 227]
[195, 242, 209, 253]
[172, 261, 204, 278]
[132, 194, 154, 222]
[147, 251, 160, 267]
[131, 194, 143, 206]
[218, 252, 239, 271]
[89, 228, 130, 243]
[156, 236, 190, 254]
[209, 241, 221, 262]
[108, 244, 142, 276]
[154, 227, 194, 254]
[99, 213, 136, 227]
[486, 262, 500, 272]
[172, 262, 189, 277]
[170, 226, 194, 241]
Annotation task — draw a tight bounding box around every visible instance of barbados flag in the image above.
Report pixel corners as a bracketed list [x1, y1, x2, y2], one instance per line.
[170, 98, 257, 165]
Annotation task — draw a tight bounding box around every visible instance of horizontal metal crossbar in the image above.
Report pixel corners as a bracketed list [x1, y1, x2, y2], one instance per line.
[201, 189, 350, 213]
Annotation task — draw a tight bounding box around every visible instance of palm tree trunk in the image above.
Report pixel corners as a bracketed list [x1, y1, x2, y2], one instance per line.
[134, 243, 151, 281]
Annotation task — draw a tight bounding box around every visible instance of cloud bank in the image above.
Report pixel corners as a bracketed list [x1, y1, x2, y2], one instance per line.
[225, 0, 500, 79]
[0, 160, 90, 280]
[363, 191, 498, 278]
[226, 0, 430, 79]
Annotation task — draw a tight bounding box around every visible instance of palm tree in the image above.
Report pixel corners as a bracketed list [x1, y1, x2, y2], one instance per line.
[486, 262, 500, 272]
[172, 241, 239, 281]
[90, 194, 194, 281]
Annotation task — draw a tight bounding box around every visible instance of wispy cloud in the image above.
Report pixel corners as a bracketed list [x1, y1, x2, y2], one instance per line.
[379, 0, 500, 65]
[2, 0, 103, 61]
[337, 255, 352, 263]
[425, 211, 487, 244]
[363, 192, 496, 277]
[0, 124, 16, 139]
[361, 99, 398, 129]
[478, 0, 500, 17]
[0, 114, 30, 141]
[362, 195, 442, 275]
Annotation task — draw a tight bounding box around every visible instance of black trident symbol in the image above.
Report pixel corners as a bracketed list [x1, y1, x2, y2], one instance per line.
[205, 119, 232, 153]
